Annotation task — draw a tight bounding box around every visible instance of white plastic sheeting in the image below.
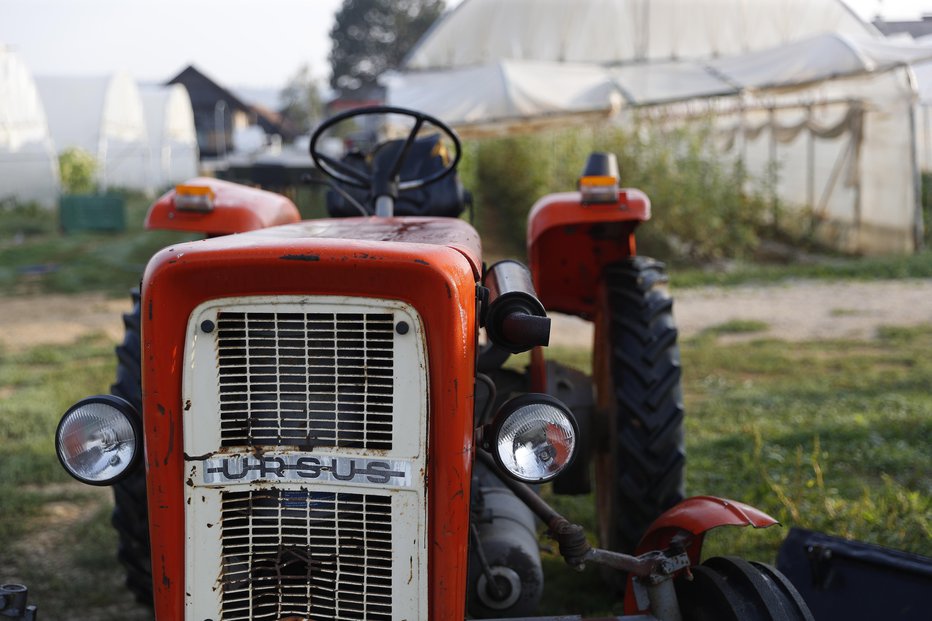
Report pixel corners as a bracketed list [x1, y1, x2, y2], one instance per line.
[390, 1, 932, 253]
[36, 73, 150, 191]
[405, 0, 876, 69]
[140, 84, 198, 191]
[0, 45, 59, 207]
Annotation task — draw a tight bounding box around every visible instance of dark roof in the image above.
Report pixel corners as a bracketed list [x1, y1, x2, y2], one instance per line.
[166, 65, 251, 112]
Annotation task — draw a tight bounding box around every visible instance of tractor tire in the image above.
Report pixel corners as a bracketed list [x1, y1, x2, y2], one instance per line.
[109, 289, 154, 606]
[593, 257, 685, 560]
[675, 556, 814, 621]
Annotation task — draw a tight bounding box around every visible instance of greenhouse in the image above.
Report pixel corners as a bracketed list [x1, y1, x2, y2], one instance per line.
[0, 44, 59, 208]
[140, 83, 199, 191]
[389, 0, 928, 254]
[36, 72, 150, 191]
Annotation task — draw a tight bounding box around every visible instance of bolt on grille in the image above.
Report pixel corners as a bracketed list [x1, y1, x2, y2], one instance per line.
[217, 311, 395, 450]
[220, 489, 393, 621]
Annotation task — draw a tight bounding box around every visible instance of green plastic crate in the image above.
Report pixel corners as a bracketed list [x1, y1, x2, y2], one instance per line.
[59, 194, 126, 233]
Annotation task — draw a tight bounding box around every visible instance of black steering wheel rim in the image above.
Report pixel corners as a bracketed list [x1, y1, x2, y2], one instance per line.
[309, 105, 462, 192]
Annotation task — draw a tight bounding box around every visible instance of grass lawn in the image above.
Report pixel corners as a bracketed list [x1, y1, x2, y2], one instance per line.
[1, 324, 929, 618]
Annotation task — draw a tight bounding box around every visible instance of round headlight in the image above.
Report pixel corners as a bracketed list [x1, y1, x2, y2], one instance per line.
[55, 395, 141, 486]
[490, 394, 578, 483]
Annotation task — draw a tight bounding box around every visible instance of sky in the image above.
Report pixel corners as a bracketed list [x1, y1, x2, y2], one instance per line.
[1, 0, 930, 98]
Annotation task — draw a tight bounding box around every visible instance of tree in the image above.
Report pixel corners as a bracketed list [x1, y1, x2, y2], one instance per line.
[278, 63, 324, 137]
[329, 0, 445, 92]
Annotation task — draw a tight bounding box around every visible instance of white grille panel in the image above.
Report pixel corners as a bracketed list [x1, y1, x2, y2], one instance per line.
[217, 311, 395, 450]
[219, 489, 393, 621]
[183, 296, 428, 621]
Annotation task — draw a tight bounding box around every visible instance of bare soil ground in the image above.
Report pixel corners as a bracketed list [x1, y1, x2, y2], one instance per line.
[0, 293, 129, 350]
[3, 281, 932, 352]
[548, 279, 932, 347]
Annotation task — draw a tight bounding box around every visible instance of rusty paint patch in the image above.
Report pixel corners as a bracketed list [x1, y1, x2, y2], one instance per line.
[280, 253, 320, 262]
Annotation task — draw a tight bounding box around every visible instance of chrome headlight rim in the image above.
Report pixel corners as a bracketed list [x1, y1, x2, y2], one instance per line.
[55, 394, 142, 487]
[489, 393, 579, 484]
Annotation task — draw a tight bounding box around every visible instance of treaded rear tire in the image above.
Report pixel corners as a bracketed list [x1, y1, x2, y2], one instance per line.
[109, 289, 153, 606]
[593, 257, 685, 558]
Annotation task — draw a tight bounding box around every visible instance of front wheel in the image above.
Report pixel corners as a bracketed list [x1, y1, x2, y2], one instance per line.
[676, 556, 814, 620]
[593, 257, 686, 559]
[109, 289, 153, 605]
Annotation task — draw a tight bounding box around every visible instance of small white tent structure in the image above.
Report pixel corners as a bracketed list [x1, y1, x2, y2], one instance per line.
[140, 84, 198, 190]
[390, 0, 927, 254]
[0, 44, 59, 207]
[36, 73, 149, 191]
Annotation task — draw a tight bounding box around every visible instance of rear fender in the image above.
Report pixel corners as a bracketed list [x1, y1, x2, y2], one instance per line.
[623, 495, 779, 614]
[145, 177, 301, 236]
[526, 189, 649, 319]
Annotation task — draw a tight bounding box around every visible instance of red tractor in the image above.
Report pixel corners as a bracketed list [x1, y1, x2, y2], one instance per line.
[54, 107, 812, 620]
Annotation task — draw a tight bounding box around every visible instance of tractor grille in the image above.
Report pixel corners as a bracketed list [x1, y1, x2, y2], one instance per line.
[219, 489, 393, 621]
[217, 311, 395, 450]
[184, 297, 427, 620]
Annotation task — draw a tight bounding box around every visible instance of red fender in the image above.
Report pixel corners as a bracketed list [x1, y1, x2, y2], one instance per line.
[624, 496, 779, 614]
[145, 177, 300, 236]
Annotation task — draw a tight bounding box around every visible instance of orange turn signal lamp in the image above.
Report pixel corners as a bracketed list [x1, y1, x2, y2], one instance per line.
[578, 152, 620, 204]
[174, 184, 215, 212]
[578, 175, 618, 204]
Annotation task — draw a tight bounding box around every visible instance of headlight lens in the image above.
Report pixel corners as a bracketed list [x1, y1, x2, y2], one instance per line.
[491, 394, 578, 483]
[55, 395, 140, 486]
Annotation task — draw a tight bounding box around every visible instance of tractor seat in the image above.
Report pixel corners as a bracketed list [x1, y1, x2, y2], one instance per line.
[326, 134, 468, 218]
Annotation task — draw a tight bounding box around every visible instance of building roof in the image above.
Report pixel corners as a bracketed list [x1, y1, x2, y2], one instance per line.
[167, 65, 251, 112]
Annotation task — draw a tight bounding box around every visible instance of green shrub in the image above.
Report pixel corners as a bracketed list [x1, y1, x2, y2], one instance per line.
[462, 122, 773, 263]
[58, 148, 98, 194]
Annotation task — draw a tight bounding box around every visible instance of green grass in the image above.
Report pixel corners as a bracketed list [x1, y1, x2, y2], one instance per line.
[538, 327, 932, 615]
[702, 318, 770, 336]
[670, 250, 932, 288]
[1, 319, 929, 617]
[0, 194, 197, 296]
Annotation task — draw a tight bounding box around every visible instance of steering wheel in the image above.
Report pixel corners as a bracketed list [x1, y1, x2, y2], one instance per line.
[309, 105, 462, 198]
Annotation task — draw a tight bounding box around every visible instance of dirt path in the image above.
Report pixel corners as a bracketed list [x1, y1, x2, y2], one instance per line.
[547, 279, 932, 347]
[2, 280, 932, 351]
[0, 293, 130, 350]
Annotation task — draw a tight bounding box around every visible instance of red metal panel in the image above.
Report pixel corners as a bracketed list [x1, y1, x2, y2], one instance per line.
[526, 189, 649, 319]
[142, 221, 479, 619]
[145, 177, 301, 235]
[624, 495, 779, 614]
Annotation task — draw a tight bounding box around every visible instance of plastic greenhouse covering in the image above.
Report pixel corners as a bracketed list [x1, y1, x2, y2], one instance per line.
[140, 84, 199, 191]
[0, 44, 59, 208]
[388, 0, 932, 254]
[36, 73, 150, 191]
